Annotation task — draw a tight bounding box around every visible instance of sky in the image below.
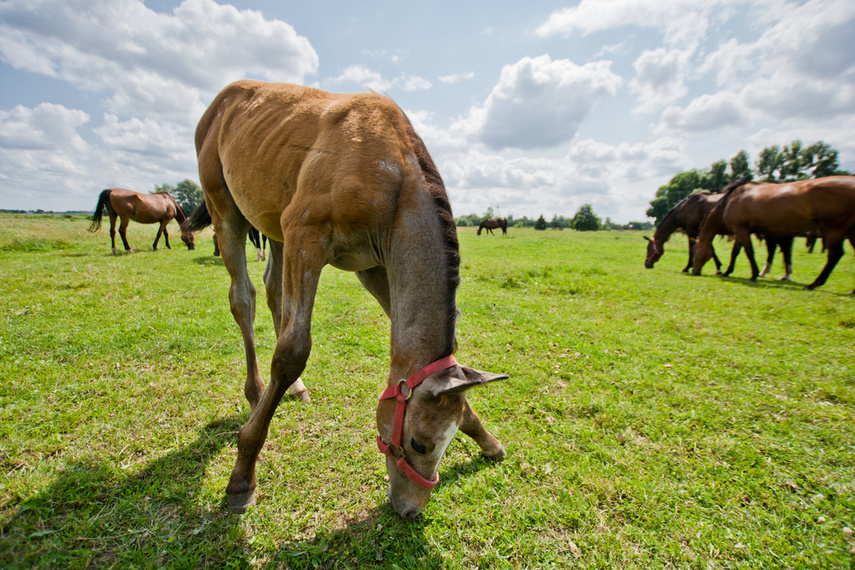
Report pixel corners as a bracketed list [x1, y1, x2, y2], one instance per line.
[1, 0, 854, 222]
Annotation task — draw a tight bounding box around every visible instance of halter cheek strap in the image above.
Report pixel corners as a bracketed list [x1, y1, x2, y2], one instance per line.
[376, 354, 458, 491]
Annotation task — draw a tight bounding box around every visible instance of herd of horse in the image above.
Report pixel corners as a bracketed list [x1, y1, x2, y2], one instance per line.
[85, 80, 854, 520]
[645, 176, 855, 293]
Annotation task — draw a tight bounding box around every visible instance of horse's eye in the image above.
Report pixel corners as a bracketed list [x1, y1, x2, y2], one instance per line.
[411, 438, 427, 454]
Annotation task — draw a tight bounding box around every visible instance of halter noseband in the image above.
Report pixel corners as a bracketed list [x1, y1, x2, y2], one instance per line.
[376, 354, 458, 490]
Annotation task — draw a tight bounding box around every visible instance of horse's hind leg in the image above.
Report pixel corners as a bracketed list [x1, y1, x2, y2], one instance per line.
[459, 399, 505, 461]
[108, 212, 119, 255]
[263, 241, 309, 402]
[226, 225, 328, 513]
[806, 240, 844, 290]
[118, 217, 133, 253]
[780, 236, 794, 280]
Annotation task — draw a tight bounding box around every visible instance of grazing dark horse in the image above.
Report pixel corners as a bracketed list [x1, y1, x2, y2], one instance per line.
[187, 80, 508, 518]
[477, 218, 507, 235]
[644, 192, 725, 273]
[693, 176, 855, 292]
[88, 188, 195, 255]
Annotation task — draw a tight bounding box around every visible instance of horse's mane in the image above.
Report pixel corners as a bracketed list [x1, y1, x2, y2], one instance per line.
[699, 176, 752, 230]
[397, 106, 460, 355]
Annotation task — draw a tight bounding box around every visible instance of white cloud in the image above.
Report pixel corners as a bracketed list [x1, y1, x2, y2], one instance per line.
[328, 65, 431, 93]
[0, 0, 319, 121]
[629, 48, 689, 111]
[661, 91, 746, 132]
[456, 55, 622, 150]
[0, 103, 95, 207]
[438, 72, 475, 84]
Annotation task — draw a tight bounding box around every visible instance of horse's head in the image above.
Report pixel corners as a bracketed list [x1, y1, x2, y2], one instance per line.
[692, 238, 712, 275]
[180, 226, 196, 250]
[376, 362, 506, 519]
[644, 236, 663, 268]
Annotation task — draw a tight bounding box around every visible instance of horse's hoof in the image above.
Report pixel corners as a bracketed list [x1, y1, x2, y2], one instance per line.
[715, 270, 723, 275]
[226, 490, 256, 514]
[483, 448, 506, 462]
[780, 276, 790, 281]
[287, 378, 310, 402]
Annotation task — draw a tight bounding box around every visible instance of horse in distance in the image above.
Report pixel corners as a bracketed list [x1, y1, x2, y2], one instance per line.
[88, 188, 195, 255]
[477, 218, 507, 236]
[187, 80, 509, 519]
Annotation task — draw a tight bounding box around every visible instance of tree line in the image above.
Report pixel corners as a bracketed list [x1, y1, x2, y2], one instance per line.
[646, 140, 850, 225]
[455, 206, 653, 232]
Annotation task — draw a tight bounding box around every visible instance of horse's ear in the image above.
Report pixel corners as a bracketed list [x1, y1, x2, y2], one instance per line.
[426, 366, 508, 397]
[644, 236, 651, 242]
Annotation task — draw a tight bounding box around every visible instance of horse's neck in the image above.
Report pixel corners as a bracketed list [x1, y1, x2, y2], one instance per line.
[697, 207, 722, 243]
[654, 210, 682, 242]
[386, 196, 458, 384]
[173, 202, 187, 224]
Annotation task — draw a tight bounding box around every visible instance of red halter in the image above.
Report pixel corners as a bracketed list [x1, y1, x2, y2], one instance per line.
[376, 355, 458, 490]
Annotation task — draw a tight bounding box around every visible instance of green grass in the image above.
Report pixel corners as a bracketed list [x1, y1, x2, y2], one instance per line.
[1, 214, 853, 569]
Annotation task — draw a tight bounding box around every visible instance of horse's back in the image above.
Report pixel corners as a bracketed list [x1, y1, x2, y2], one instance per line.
[727, 177, 855, 234]
[197, 80, 413, 244]
[107, 188, 175, 223]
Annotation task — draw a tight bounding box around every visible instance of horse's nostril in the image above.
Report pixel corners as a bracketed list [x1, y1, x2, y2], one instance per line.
[401, 507, 420, 520]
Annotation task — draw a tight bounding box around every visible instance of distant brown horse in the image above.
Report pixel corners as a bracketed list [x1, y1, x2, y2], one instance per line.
[477, 218, 507, 235]
[89, 188, 195, 255]
[693, 176, 855, 292]
[644, 192, 725, 272]
[186, 80, 508, 519]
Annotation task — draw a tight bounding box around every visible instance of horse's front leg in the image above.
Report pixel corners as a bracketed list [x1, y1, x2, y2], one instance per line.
[162, 222, 172, 250]
[226, 226, 327, 513]
[711, 245, 723, 275]
[741, 234, 760, 281]
[780, 236, 794, 280]
[459, 398, 505, 461]
[723, 242, 742, 277]
[760, 238, 776, 277]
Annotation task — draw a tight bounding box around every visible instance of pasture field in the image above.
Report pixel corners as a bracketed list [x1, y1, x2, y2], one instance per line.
[1, 212, 853, 569]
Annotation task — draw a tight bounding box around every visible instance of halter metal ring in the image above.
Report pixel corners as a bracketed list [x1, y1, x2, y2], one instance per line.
[397, 378, 412, 400]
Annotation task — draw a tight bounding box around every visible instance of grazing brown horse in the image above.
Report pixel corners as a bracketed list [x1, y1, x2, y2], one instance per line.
[477, 218, 507, 235]
[88, 188, 195, 255]
[693, 176, 855, 292]
[644, 192, 724, 272]
[187, 80, 508, 519]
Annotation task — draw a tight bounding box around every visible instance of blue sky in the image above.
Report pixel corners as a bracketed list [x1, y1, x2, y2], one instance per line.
[1, 0, 854, 222]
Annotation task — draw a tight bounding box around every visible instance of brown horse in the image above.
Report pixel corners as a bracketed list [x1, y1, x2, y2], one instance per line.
[693, 176, 855, 292]
[88, 188, 195, 255]
[187, 80, 508, 519]
[477, 218, 507, 235]
[644, 192, 724, 272]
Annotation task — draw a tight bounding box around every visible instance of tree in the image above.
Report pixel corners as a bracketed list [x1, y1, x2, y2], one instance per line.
[570, 204, 601, 231]
[154, 179, 203, 214]
[756, 145, 783, 181]
[534, 215, 547, 231]
[729, 150, 752, 181]
[173, 179, 203, 213]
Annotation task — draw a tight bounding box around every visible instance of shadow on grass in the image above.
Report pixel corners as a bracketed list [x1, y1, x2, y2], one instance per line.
[262, 453, 505, 568]
[0, 412, 466, 569]
[193, 255, 224, 267]
[0, 416, 249, 568]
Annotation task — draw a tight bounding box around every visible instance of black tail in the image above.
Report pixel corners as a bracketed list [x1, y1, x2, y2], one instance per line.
[186, 200, 212, 232]
[88, 189, 112, 232]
